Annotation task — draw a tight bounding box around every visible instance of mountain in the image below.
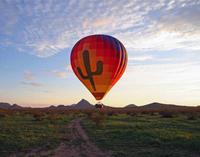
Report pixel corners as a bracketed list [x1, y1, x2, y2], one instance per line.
[124, 104, 137, 108]
[12, 104, 22, 109]
[0, 102, 11, 109]
[0, 102, 22, 109]
[46, 99, 94, 110]
[141, 102, 181, 109]
[71, 99, 94, 109]
[56, 104, 69, 109]
[48, 105, 56, 109]
[1, 100, 197, 110]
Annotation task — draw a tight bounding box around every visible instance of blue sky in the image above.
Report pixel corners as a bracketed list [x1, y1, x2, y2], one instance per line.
[0, 0, 200, 107]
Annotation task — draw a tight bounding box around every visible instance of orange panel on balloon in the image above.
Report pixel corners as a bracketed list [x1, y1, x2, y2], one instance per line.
[70, 35, 127, 100]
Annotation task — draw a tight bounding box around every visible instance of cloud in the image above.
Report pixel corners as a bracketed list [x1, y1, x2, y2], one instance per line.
[126, 51, 200, 104]
[0, 1, 18, 35]
[51, 64, 72, 79]
[21, 81, 43, 87]
[52, 70, 67, 79]
[83, 17, 114, 29]
[123, 61, 200, 103]
[22, 70, 43, 87]
[23, 70, 35, 81]
[0, 0, 200, 57]
[117, 1, 200, 51]
[129, 55, 153, 61]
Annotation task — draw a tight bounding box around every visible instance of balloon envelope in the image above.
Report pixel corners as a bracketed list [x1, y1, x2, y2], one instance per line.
[70, 34, 127, 100]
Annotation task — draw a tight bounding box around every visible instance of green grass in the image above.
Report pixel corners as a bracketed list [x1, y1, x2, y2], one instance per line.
[83, 114, 200, 157]
[0, 112, 72, 156]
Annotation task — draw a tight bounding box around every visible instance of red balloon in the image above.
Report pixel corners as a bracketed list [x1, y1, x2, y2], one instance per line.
[70, 34, 127, 100]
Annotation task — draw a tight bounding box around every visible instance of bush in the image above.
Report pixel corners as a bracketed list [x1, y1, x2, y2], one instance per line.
[187, 114, 197, 120]
[126, 111, 137, 117]
[159, 111, 173, 118]
[150, 112, 157, 116]
[141, 111, 149, 115]
[33, 112, 44, 121]
[130, 112, 137, 117]
[47, 113, 63, 123]
[0, 112, 7, 118]
[90, 113, 106, 127]
[107, 111, 118, 116]
[86, 111, 93, 118]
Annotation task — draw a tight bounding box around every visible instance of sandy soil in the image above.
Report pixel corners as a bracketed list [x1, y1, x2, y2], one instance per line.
[10, 118, 111, 157]
[52, 118, 111, 157]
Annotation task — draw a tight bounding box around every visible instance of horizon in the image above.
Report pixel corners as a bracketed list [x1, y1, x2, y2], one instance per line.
[1, 98, 199, 108]
[1, 1, 200, 107]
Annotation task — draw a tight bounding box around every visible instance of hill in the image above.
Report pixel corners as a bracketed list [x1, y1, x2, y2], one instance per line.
[0, 99, 95, 110]
[0, 100, 197, 110]
[141, 102, 182, 109]
[124, 104, 137, 108]
[0, 102, 22, 109]
[71, 99, 94, 109]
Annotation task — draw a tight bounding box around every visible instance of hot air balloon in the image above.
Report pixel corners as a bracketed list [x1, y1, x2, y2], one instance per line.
[70, 34, 127, 101]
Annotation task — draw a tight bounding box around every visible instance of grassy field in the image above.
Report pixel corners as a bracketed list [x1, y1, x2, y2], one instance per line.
[0, 109, 200, 157]
[0, 110, 73, 156]
[83, 113, 200, 157]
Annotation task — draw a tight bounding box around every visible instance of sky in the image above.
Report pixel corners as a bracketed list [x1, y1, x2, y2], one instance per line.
[0, 0, 200, 107]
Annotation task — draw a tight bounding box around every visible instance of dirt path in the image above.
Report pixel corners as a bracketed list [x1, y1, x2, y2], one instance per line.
[10, 118, 111, 157]
[52, 118, 111, 157]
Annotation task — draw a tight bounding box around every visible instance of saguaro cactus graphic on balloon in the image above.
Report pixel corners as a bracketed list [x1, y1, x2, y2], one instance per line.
[77, 50, 103, 91]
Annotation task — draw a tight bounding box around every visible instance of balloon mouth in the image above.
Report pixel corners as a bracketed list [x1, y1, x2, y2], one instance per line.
[92, 92, 106, 100]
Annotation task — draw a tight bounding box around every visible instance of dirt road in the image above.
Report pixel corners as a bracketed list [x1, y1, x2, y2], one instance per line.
[11, 118, 111, 157]
[52, 118, 111, 157]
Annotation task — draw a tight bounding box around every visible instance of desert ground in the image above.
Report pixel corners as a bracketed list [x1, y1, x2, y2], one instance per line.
[0, 108, 200, 157]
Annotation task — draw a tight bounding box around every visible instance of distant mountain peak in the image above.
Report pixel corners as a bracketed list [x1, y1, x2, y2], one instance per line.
[78, 99, 89, 103]
[0, 102, 22, 109]
[142, 102, 179, 109]
[74, 99, 94, 109]
[49, 105, 56, 109]
[1, 100, 196, 110]
[125, 104, 137, 108]
[12, 104, 22, 109]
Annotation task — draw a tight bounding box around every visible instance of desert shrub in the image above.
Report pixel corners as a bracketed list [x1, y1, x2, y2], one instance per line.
[141, 111, 149, 115]
[187, 114, 197, 120]
[90, 113, 106, 127]
[47, 113, 63, 123]
[126, 111, 131, 116]
[150, 112, 157, 116]
[126, 111, 137, 117]
[159, 111, 173, 118]
[33, 112, 44, 121]
[0, 112, 7, 118]
[107, 111, 118, 116]
[130, 112, 137, 117]
[86, 111, 93, 118]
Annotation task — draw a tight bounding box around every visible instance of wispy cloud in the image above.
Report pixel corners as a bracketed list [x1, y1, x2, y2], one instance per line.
[120, 60, 200, 105]
[0, 1, 18, 35]
[51, 64, 72, 79]
[0, 0, 200, 57]
[129, 55, 153, 61]
[22, 70, 43, 87]
[122, 4, 200, 51]
[21, 81, 43, 87]
[23, 70, 35, 81]
[52, 70, 67, 79]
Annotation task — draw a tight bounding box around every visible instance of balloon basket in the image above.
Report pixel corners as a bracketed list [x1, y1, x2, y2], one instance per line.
[95, 101, 104, 109]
